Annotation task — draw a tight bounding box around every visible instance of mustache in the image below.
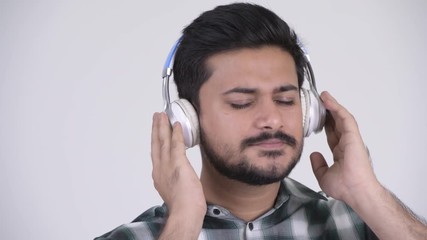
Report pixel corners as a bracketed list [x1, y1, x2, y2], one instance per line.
[240, 131, 297, 151]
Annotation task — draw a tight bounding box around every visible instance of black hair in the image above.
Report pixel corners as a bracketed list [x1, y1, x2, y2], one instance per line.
[173, 3, 306, 110]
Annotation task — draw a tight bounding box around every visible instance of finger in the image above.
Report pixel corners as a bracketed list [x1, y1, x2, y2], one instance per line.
[171, 122, 186, 163]
[151, 112, 161, 167]
[324, 111, 339, 149]
[158, 112, 172, 163]
[310, 152, 329, 184]
[320, 91, 359, 135]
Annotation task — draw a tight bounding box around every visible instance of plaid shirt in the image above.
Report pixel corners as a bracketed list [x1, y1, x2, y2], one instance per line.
[96, 178, 378, 239]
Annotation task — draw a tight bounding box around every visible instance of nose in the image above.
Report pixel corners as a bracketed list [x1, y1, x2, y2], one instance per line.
[253, 99, 283, 131]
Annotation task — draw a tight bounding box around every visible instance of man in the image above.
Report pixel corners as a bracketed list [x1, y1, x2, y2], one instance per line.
[96, 3, 426, 239]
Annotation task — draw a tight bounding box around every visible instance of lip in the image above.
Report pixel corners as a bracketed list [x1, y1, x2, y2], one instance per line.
[250, 139, 285, 149]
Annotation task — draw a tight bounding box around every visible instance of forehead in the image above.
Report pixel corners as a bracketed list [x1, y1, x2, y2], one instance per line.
[204, 46, 298, 91]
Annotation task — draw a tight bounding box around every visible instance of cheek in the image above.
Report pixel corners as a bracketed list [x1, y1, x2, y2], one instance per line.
[294, 107, 304, 125]
[283, 107, 304, 134]
[199, 109, 246, 144]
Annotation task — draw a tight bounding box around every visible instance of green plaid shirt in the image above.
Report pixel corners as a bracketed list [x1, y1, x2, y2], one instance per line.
[96, 178, 378, 239]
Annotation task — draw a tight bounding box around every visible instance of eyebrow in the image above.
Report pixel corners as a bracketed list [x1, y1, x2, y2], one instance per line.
[274, 85, 298, 93]
[222, 84, 298, 95]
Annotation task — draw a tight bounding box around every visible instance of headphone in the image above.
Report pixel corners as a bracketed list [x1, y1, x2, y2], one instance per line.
[162, 37, 326, 148]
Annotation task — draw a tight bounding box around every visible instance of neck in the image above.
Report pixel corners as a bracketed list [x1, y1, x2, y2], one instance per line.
[200, 163, 281, 222]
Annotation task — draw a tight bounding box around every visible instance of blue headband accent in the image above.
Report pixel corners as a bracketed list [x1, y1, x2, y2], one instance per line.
[162, 37, 182, 78]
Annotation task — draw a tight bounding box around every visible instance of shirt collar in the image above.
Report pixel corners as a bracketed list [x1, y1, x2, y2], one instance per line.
[205, 178, 327, 219]
[275, 177, 327, 209]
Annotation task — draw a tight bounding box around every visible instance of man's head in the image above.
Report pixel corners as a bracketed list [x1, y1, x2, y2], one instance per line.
[173, 3, 306, 185]
[174, 3, 306, 110]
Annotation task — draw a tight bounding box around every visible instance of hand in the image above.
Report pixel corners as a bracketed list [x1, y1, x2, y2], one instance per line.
[310, 91, 380, 204]
[151, 112, 206, 217]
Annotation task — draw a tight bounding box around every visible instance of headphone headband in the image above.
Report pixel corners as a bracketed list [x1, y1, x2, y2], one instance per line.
[161, 38, 320, 109]
[162, 37, 182, 79]
[162, 38, 182, 112]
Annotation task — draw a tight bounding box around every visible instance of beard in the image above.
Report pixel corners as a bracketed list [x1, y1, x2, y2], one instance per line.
[199, 128, 304, 186]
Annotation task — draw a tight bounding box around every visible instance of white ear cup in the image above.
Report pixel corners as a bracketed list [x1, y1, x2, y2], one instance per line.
[300, 88, 326, 137]
[307, 89, 326, 136]
[165, 99, 200, 148]
[300, 89, 310, 137]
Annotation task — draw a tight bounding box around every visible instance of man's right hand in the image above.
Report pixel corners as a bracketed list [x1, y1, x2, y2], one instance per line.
[151, 112, 206, 239]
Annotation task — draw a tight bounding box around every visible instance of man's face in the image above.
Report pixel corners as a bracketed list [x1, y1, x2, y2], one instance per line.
[198, 46, 304, 185]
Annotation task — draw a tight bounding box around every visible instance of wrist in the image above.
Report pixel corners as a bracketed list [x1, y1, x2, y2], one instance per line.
[168, 200, 207, 218]
[343, 182, 427, 240]
[160, 208, 205, 240]
[342, 178, 384, 210]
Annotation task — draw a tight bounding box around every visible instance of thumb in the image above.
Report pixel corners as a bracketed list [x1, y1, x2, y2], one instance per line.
[310, 152, 329, 184]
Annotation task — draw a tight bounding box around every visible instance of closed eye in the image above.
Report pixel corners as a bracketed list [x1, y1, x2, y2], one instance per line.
[230, 102, 252, 109]
[275, 99, 295, 106]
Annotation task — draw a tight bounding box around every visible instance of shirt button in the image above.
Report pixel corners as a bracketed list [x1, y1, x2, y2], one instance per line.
[213, 208, 221, 215]
[248, 222, 254, 231]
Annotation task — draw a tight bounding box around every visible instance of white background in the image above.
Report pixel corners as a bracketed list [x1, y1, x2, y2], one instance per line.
[1, 1, 426, 239]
